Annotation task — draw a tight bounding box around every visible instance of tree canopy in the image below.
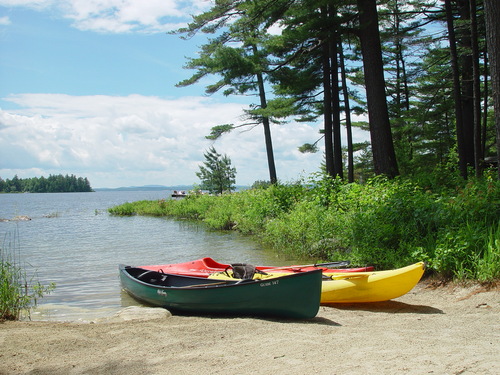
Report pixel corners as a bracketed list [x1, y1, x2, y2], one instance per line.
[196, 147, 237, 194]
[176, 0, 499, 182]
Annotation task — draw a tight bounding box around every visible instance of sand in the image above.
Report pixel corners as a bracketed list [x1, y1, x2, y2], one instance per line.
[0, 280, 498, 375]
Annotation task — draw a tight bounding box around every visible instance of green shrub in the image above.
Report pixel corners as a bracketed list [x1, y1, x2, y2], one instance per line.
[429, 221, 500, 281]
[263, 200, 328, 257]
[476, 223, 500, 281]
[431, 222, 486, 279]
[108, 173, 500, 280]
[203, 194, 236, 230]
[108, 202, 137, 215]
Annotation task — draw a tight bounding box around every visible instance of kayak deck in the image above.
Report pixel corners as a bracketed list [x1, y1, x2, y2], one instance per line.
[140, 257, 374, 277]
[208, 262, 426, 303]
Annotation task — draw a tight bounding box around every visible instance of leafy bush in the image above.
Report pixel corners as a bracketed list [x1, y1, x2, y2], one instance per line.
[263, 200, 328, 257]
[109, 173, 500, 280]
[108, 202, 138, 216]
[476, 223, 500, 281]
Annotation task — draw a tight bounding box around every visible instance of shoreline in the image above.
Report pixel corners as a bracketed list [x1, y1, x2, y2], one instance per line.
[1, 280, 499, 375]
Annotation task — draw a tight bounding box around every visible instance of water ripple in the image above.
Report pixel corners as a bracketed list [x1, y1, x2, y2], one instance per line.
[0, 191, 281, 321]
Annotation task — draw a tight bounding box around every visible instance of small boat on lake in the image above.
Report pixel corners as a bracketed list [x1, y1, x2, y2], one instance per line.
[208, 262, 426, 304]
[119, 265, 323, 319]
[139, 257, 374, 277]
[171, 190, 188, 198]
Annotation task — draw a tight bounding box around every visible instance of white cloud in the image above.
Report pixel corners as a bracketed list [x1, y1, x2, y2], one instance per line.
[0, 1, 53, 9]
[0, 16, 10, 25]
[0, 93, 334, 188]
[0, 1, 372, 188]
[0, 0, 209, 33]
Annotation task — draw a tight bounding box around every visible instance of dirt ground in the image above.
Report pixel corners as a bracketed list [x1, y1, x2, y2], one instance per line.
[0, 280, 498, 375]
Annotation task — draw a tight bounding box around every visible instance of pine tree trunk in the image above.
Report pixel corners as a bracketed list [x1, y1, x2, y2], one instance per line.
[483, 0, 500, 179]
[329, 29, 343, 179]
[457, 0, 476, 170]
[253, 45, 278, 184]
[321, 7, 334, 177]
[257, 71, 278, 184]
[339, 42, 354, 182]
[444, 0, 468, 178]
[469, 0, 482, 176]
[357, 0, 399, 178]
[482, 52, 489, 159]
[322, 45, 334, 177]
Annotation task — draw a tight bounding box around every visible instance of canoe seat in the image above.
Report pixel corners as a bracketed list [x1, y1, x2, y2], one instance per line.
[137, 270, 168, 285]
[137, 270, 153, 279]
[228, 263, 268, 280]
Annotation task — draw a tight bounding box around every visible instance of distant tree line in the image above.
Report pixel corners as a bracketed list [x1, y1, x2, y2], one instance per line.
[0, 174, 93, 193]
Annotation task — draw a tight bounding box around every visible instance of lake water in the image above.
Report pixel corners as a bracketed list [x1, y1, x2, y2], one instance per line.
[0, 191, 284, 321]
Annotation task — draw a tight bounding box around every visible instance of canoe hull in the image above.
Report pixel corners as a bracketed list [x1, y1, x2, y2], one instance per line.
[119, 265, 322, 319]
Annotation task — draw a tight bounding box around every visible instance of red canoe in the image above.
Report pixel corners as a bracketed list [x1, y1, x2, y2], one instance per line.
[139, 257, 374, 278]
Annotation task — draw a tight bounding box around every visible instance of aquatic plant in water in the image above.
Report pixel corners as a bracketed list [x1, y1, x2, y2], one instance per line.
[0, 231, 55, 320]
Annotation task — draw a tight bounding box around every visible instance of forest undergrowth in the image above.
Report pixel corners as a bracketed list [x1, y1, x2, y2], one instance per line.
[109, 172, 500, 281]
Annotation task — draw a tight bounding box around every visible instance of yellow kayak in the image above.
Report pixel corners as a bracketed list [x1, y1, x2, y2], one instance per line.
[209, 262, 425, 304]
[320, 261, 425, 303]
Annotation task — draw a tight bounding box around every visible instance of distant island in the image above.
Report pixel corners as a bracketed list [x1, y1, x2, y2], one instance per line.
[94, 185, 250, 192]
[94, 185, 193, 192]
[0, 174, 93, 193]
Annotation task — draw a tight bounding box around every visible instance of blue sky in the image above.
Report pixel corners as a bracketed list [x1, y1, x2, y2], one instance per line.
[0, 0, 368, 188]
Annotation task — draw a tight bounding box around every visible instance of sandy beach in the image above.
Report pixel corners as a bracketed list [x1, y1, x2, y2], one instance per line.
[1, 280, 498, 375]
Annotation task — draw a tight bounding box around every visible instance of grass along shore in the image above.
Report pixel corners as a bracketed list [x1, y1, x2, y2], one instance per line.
[1, 231, 55, 321]
[109, 174, 500, 281]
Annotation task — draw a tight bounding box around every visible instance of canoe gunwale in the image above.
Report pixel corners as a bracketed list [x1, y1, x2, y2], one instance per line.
[119, 265, 319, 290]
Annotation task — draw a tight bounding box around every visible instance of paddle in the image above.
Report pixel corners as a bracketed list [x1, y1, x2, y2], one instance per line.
[180, 281, 231, 288]
[181, 279, 258, 288]
[264, 260, 351, 271]
[323, 273, 370, 280]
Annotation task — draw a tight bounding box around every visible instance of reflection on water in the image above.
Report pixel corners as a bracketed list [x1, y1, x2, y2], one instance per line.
[0, 191, 286, 321]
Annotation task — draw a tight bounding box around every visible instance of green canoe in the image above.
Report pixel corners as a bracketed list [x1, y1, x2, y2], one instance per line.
[119, 265, 322, 319]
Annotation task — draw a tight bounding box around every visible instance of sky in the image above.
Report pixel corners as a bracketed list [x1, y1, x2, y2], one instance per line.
[0, 0, 369, 189]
